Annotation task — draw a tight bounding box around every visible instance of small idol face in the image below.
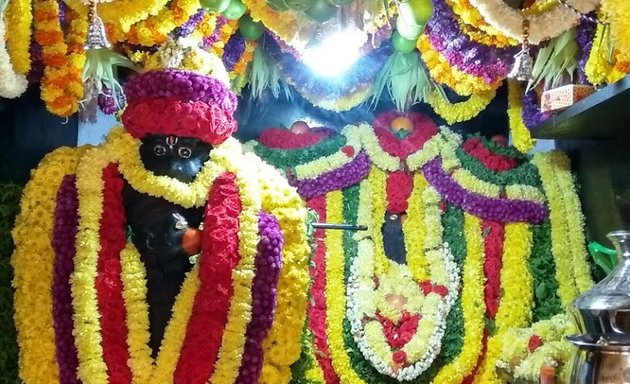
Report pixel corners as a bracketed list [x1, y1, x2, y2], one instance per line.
[139, 134, 212, 183]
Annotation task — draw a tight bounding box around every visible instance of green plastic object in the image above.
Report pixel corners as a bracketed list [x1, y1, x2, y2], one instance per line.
[588, 241, 618, 275]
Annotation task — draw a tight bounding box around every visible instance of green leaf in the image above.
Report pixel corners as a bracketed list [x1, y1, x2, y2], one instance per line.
[535, 281, 548, 299]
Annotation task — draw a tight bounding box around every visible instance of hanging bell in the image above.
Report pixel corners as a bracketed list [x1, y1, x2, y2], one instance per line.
[84, 3, 111, 50]
[507, 49, 533, 82]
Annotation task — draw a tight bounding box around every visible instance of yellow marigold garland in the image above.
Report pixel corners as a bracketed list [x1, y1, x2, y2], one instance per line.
[430, 213, 485, 383]
[417, 34, 500, 96]
[241, 0, 304, 49]
[602, 0, 630, 62]
[324, 189, 364, 383]
[404, 174, 429, 281]
[473, 222, 533, 384]
[72, 145, 113, 384]
[4, 0, 32, 75]
[122, 0, 202, 46]
[247, 154, 310, 383]
[585, 20, 629, 86]
[63, 0, 170, 40]
[507, 80, 535, 153]
[368, 167, 390, 275]
[532, 151, 592, 307]
[11, 147, 85, 384]
[426, 89, 496, 125]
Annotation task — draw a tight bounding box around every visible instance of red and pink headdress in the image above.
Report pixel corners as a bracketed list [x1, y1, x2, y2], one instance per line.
[121, 69, 238, 146]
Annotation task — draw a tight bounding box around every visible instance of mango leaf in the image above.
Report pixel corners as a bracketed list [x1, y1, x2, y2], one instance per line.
[527, 28, 578, 92]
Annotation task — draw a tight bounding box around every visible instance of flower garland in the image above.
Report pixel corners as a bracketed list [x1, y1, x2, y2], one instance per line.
[496, 314, 576, 382]
[52, 175, 81, 383]
[11, 147, 85, 384]
[532, 151, 592, 308]
[426, 89, 496, 125]
[34, 0, 87, 116]
[521, 90, 549, 130]
[473, 222, 533, 384]
[429, 213, 485, 383]
[584, 20, 629, 86]
[599, 0, 630, 62]
[507, 80, 536, 154]
[445, 0, 517, 46]
[0, 7, 28, 99]
[262, 34, 392, 112]
[422, 158, 547, 223]
[62, 0, 169, 42]
[63, 127, 307, 384]
[467, 0, 599, 44]
[346, 167, 459, 380]
[3, 0, 32, 75]
[294, 125, 363, 180]
[417, 33, 500, 96]
[247, 132, 346, 170]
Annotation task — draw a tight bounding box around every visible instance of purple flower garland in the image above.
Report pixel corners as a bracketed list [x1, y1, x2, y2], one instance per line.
[222, 32, 246, 72]
[422, 158, 546, 223]
[576, 14, 597, 85]
[521, 90, 549, 129]
[171, 9, 205, 39]
[51, 175, 80, 384]
[425, 0, 517, 83]
[235, 212, 283, 384]
[292, 151, 371, 199]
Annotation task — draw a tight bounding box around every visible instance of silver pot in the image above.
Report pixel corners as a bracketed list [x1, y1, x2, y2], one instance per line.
[567, 334, 630, 384]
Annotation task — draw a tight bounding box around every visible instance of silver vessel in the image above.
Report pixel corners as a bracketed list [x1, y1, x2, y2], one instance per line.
[567, 230, 630, 383]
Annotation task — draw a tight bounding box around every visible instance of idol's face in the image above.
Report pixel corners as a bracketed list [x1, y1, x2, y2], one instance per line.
[139, 134, 212, 183]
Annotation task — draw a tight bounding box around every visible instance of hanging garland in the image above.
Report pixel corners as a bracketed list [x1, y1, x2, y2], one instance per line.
[0, 3, 28, 99]
[417, 33, 500, 96]
[601, 0, 630, 62]
[3, 0, 32, 75]
[33, 0, 87, 116]
[426, 89, 496, 125]
[467, 0, 599, 44]
[507, 80, 535, 154]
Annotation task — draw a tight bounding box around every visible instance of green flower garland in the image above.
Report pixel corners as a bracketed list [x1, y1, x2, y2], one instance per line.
[454, 147, 541, 187]
[0, 183, 23, 384]
[529, 220, 562, 322]
[250, 134, 347, 169]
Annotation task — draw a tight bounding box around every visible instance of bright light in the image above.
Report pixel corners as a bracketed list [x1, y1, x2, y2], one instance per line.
[302, 30, 365, 77]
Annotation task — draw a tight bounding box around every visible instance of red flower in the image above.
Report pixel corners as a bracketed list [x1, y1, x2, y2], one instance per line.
[433, 285, 448, 297]
[419, 281, 432, 295]
[528, 335, 543, 352]
[386, 171, 413, 214]
[341, 145, 355, 157]
[392, 350, 407, 364]
[258, 128, 330, 149]
[461, 137, 519, 172]
[376, 312, 420, 349]
[372, 112, 438, 160]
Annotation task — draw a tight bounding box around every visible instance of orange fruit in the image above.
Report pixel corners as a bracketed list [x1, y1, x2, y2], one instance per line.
[390, 116, 414, 132]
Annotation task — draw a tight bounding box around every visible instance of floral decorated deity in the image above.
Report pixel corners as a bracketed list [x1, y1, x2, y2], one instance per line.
[11, 50, 310, 384]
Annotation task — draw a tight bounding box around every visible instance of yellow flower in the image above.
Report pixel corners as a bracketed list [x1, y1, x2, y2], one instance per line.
[4, 0, 32, 75]
[601, 0, 630, 62]
[507, 80, 535, 153]
[585, 19, 629, 86]
[368, 167, 389, 275]
[404, 174, 429, 281]
[431, 214, 485, 383]
[473, 222, 533, 384]
[12, 147, 85, 384]
[426, 89, 496, 125]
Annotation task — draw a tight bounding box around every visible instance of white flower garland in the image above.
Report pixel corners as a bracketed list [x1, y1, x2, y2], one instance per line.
[347, 181, 460, 381]
[0, 5, 28, 99]
[293, 124, 362, 180]
[467, 0, 600, 44]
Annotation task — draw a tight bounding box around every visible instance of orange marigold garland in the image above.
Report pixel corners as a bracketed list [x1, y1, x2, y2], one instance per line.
[34, 0, 87, 116]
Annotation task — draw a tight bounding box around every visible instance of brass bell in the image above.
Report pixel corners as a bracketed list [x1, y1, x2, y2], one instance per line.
[507, 49, 533, 82]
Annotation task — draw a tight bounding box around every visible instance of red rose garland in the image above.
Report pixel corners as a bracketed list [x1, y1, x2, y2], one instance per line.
[174, 172, 242, 382]
[306, 196, 340, 384]
[96, 164, 132, 383]
[385, 171, 413, 214]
